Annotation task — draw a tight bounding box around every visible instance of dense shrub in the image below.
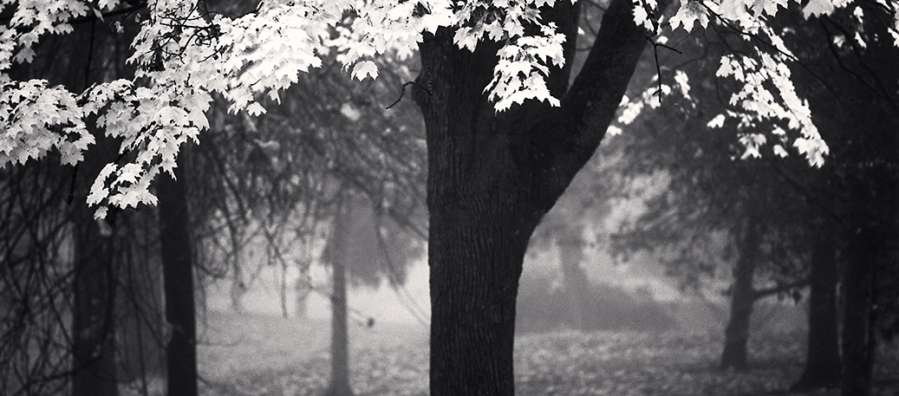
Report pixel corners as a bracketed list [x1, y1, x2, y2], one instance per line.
[516, 275, 676, 334]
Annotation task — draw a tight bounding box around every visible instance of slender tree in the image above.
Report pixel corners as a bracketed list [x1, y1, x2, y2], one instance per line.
[157, 155, 198, 396]
[322, 193, 355, 396]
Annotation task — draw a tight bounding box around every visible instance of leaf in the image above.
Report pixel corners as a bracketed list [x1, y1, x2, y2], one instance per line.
[247, 102, 266, 116]
[351, 61, 379, 80]
[707, 114, 726, 128]
[669, 1, 710, 32]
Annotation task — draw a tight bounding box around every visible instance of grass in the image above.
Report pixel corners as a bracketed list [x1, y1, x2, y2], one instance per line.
[130, 310, 899, 396]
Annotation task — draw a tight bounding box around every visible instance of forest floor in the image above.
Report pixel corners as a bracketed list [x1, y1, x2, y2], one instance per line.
[129, 310, 899, 396]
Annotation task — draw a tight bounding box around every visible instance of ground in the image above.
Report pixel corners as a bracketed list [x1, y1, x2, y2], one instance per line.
[123, 311, 899, 396]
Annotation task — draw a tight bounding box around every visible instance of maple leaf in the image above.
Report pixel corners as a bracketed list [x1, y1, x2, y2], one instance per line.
[669, 1, 710, 32]
[351, 61, 379, 80]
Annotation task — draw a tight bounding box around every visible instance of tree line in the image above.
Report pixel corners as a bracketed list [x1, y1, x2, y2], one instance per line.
[0, 0, 896, 396]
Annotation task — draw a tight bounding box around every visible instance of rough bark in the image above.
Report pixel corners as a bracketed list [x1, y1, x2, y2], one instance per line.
[157, 157, 198, 396]
[792, 232, 841, 391]
[720, 222, 761, 370]
[325, 199, 354, 396]
[413, 0, 654, 393]
[72, 219, 118, 396]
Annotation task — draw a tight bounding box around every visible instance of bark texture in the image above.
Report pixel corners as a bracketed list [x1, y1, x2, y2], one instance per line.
[157, 157, 198, 396]
[413, 0, 655, 393]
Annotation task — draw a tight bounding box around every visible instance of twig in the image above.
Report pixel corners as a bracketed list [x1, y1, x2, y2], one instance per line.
[386, 81, 431, 109]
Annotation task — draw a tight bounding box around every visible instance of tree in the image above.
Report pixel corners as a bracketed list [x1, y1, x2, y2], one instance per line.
[157, 154, 198, 396]
[183, 25, 427, 393]
[608, 69, 812, 373]
[321, 192, 356, 396]
[792, 229, 841, 391]
[3, 0, 896, 394]
[769, 5, 899, 394]
[527, 139, 622, 332]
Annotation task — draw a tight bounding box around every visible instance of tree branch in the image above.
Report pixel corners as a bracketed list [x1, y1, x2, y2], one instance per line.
[528, 0, 671, 209]
[753, 279, 808, 300]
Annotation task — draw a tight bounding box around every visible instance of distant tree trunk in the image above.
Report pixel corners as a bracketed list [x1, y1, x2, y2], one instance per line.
[227, 228, 246, 314]
[230, 264, 245, 313]
[720, 222, 761, 370]
[62, 17, 119, 396]
[792, 232, 841, 391]
[158, 156, 198, 396]
[326, 200, 354, 396]
[118, 248, 166, 383]
[558, 236, 590, 331]
[280, 250, 289, 318]
[840, 232, 877, 396]
[72, 219, 118, 396]
[295, 279, 310, 319]
[71, 130, 120, 396]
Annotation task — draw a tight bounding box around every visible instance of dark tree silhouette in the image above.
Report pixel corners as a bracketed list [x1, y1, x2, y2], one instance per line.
[412, 0, 667, 392]
[158, 155, 198, 396]
[792, 230, 841, 390]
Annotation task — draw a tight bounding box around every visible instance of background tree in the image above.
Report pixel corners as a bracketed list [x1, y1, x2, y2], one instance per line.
[181, 6, 429, 389]
[606, 22, 851, 375]
[775, 4, 899, 394]
[611, 3, 898, 393]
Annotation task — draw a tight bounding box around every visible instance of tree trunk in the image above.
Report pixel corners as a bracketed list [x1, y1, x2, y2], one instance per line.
[792, 232, 841, 391]
[157, 156, 198, 396]
[840, 232, 876, 396]
[558, 236, 590, 331]
[72, 219, 118, 396]
[71, 130, 120, 396]
[720, 223, 761, 370]
[326, 199, 354, 396]
[230, 263, 245, 313]
[118, 246, 166, 383]
[719, 261, 756, 370]
[428, 209, 536, 395]
[413, 0, 652, 393]
[295, 279, 310, 319]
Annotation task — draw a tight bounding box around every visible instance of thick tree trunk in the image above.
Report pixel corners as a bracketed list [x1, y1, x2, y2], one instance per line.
[840, 233, 876, 396]
[326, 200, 354, 396]
[72, 220, 118, 396]
[157, 157, 198, 396]
[429, 210, 535, 395]
[413, 0, 652, 393]
[720, 223, 761, 370]
[792, 232, 841, 391]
